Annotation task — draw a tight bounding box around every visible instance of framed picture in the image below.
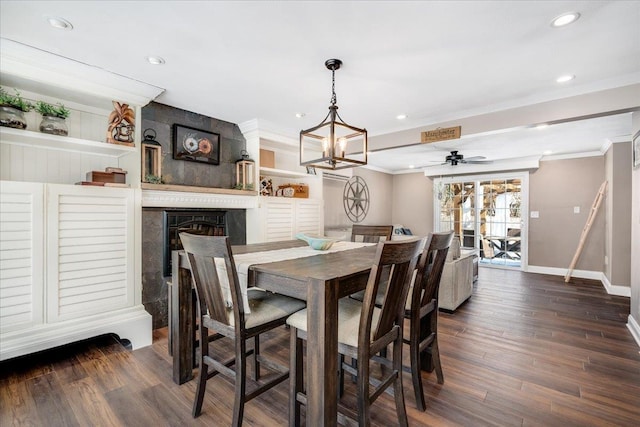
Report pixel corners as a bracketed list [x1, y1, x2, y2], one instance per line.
[634, 130, 640, 170]
[172, 124, 220, 165]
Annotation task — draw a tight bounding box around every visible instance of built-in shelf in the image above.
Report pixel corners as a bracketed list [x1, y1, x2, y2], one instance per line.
[260, 166, 312, 179]
[0, 127, 135, 157]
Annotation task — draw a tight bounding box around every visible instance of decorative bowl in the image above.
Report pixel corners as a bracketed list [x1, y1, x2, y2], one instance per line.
[295, 232, 335, 250]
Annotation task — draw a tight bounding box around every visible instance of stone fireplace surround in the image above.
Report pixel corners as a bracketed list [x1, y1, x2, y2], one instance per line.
[141, 189, 257, 329]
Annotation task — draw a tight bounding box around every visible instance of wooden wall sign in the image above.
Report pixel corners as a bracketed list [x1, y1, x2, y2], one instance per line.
[421, 126, 461, 144]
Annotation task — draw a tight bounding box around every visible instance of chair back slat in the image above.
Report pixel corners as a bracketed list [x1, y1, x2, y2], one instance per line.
[180, 233, 245, 327]
[351, 225, 394, 243]
[359, 238, 426, 345]
[413, 231, 454, 311]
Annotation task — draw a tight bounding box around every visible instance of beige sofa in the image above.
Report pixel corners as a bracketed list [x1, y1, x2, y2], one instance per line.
[438, 246, 477, 311]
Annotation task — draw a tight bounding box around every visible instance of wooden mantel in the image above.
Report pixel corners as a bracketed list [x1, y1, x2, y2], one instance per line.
[141, 183, 259, 209]
[141, 183, 258, 196]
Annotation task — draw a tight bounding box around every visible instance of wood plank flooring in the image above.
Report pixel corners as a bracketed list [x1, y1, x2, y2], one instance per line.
[1, 268, 639, 426]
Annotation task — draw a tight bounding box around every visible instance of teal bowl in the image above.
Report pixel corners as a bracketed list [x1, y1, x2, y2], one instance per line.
[295, 233, 335, 250]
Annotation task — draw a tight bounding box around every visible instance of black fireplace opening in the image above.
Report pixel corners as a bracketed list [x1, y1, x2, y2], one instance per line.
[162, 209, 246, 277]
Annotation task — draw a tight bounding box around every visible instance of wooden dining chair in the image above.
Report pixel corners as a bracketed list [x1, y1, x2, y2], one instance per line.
[351, 224, 394, 243]
[287, 238, 426, 426]
[179, 233, 306, 425]
[403, 231, 454, 411]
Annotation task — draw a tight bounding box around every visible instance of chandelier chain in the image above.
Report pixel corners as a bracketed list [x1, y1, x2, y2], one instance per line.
[330, 68, 337, 106]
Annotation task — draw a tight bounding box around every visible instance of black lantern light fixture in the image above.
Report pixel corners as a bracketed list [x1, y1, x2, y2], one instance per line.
[300, 59, 367, 170]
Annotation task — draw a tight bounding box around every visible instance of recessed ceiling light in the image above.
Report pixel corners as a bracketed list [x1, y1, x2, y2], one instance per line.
[556, 74, 575, 83]
[408, 165, 415, 169]
[396, 114, 407, 120]
[536, 124, 549, 130]
[47, 16, 73, 30]
[146, 56, 165, 65]
[295, 112, 306, 118]
[551, 12, 580, 27]
[543, 150, 553, 155]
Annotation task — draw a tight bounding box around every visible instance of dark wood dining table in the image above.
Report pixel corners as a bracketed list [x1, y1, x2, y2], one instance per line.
[170, 239, 378, 426]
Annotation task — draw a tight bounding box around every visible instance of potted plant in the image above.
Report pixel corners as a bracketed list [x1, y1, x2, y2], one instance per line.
[0, 86, 34, 130]
[35, 100, 70, 136]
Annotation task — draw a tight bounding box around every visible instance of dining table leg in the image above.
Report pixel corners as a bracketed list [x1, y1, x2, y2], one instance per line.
[305, 277, 340, 427]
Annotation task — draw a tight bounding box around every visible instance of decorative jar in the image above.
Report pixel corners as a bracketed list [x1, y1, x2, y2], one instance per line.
[39, 115, 68, 136]
[0, 105, 27, 130]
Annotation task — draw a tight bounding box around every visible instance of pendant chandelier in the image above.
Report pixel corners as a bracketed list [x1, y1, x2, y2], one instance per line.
[300, 59, 367, 170]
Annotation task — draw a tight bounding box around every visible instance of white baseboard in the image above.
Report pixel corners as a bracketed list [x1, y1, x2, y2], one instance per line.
[601, 273, 632, 297]
[526, 265, 630, 297]
[627, 315, 640, 349]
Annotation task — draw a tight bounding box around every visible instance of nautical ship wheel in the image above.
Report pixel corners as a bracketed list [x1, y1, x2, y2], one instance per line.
[343, 176, 370, 223]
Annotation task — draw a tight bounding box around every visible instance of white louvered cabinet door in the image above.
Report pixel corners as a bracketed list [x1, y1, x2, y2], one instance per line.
[294, 199, 322, 237]
[46, 184, 134, 323]
[0, 181, 44, 333]
[263, 198, 295, 242]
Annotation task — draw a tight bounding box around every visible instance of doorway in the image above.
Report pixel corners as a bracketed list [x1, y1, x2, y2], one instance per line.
[433, 172, 529, 270]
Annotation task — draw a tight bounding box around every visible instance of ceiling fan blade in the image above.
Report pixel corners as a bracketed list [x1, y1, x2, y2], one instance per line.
[462, 159, 493, 164]
[463, 155, 486, 161]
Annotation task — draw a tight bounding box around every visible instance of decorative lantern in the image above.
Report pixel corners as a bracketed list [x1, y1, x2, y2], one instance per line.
[235, 150, 255, 190]
[142, 128, 162, 183]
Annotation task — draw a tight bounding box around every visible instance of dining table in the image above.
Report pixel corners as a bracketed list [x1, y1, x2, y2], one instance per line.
[170, 239, 380, 426]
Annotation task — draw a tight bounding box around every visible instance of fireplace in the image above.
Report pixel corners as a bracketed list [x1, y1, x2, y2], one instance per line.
[141, 196, 251, 329]
[163, 210, 227, 276]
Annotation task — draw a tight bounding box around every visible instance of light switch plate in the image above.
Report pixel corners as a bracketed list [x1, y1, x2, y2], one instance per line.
[574, 206, 580, 214]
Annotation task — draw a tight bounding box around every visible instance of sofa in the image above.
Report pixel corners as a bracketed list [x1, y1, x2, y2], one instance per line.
[438, 243, 478, 311]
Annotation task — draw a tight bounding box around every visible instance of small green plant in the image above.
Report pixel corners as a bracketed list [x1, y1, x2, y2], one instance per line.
[35, 101, 70, 119]
[144, 174, 164, 184]
[0, 87, 34, 112]
[233, 183, 254, 190]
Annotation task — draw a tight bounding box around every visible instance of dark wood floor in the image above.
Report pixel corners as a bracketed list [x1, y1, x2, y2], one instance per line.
[2, 268, 639, 426]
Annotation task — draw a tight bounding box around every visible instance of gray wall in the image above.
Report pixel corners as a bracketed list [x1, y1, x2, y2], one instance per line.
[323, 168, 393, 231]
[141, 101, 246, 188]
[605, 142, 632, 286]
[141, 102, 247, 328]
[391, 172, 433, 238]
[529, 157, 605, 271]
[631, 112, 640, 332]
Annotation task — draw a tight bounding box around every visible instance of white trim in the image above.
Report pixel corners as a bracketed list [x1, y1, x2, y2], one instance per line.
[1, 38, 164, 106]
[627, 315, 640, 349]
[540, 151, 603, 161]
[423, 156, 539, 177]
[601, 273, 632, 297]
[527, 266, 631, 297]
[141, 189, 258, 209]
[0, 305, 151, 361]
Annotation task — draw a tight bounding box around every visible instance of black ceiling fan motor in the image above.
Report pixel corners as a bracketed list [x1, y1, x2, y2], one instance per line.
[446, 150, 464, 165]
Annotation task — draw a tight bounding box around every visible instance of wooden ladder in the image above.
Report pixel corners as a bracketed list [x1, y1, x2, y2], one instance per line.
[565, 180, 608, 283]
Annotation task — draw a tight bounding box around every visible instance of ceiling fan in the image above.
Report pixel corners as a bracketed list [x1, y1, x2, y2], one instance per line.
[442, 150, 491, 166]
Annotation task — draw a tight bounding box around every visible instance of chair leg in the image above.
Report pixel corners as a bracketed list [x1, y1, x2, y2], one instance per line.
[409, 324, 427, 412]
[289, 328, 303, 427]
[356, 353, 371, 426]
[253, 335, 261, 381]
[393, 337, 409, 427]
[338, 354, 345, 397]
[232, 338, 247, 427]
[192, 325, 209, 417]
[431, 337, 444, 384]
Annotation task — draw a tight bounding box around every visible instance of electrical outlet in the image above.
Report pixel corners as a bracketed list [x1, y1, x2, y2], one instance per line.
[530, 211, 539, 218]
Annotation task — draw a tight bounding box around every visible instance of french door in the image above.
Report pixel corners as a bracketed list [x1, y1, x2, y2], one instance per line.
[433, 172, 529, 269]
